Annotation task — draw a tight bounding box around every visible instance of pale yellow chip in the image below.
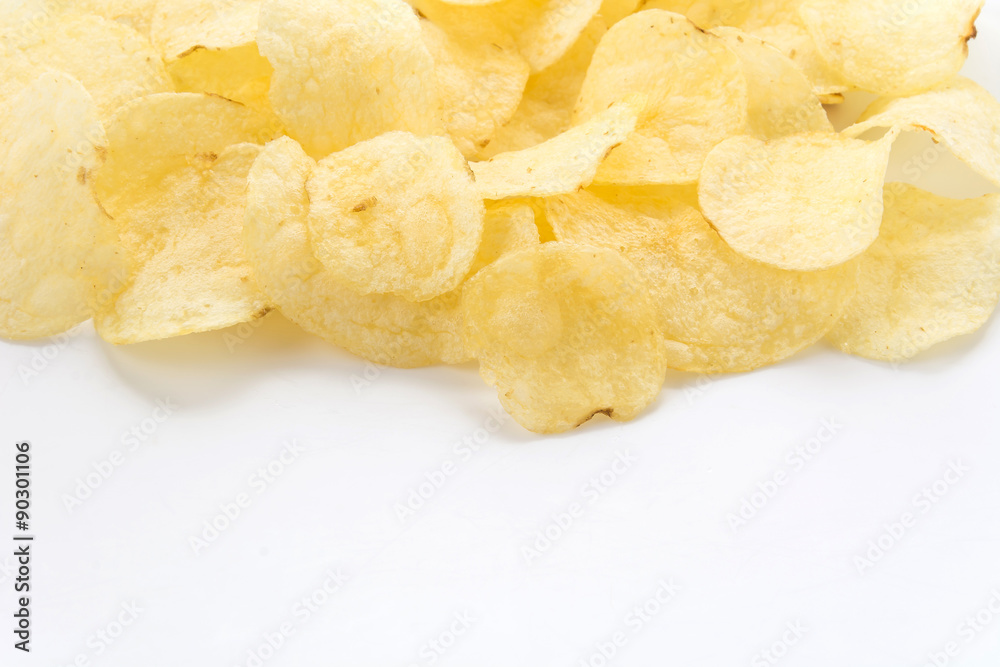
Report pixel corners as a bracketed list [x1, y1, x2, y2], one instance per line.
[74, 0, 159, 36]
[413, 0, 602, 72]
[698, 131, 898, 271]
[244, 137, 538, 367]
[307, 132, 484, 303]
[461, 242, 667, 433]
[1, 72, 122, 340]
[799, 0, 983, 97]
[92, 93, 281, 344]
[258, 0, 442, 158]
[575, 10, 748, 185]
[545, 190, 859, 373]
[638, 0, 749, 28]
[827, 184, 1000, 361]
[418, 17, 529, 160]
[844, 77, 1000, 189]
[711, 26, 832, 139]
[471, 98, 640, 200]
[12, 11, 172, 120]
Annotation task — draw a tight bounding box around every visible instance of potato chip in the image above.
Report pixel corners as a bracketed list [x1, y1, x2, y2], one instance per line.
[307, 132, 484, 302]
[711, 27, 831, 139]
[827, 184, 1000, 361]
[12, 11, 172, 120]
[418, 17, 529, 160]
[843, 77, 1000, 189]
[245, 137, 537, 367]
[412, 0, 602, 72]
[461, 243, 667, 433]
[472, 98, 640, 200]
[639, 0, 750, 28]
[545, 191, 859, 372]
[74, 0, 158, 36]
[258, 0, 442, 159]
[92, 93, 281, 344]
[799, 0, 983, 97]
[575, 10, 748, 185]
[698, 131, 898, 271]
[0, 72, 122, 340]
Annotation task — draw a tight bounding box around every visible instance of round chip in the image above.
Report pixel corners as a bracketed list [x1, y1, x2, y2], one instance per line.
[1, 72, 122, 340]
[545, 191, 860, 373]
[827, 184, 1000, 362]
[307, 132, 484, 303]
[574, 9, 748, 185]
[698, 131, 898, 271]
[462, 242, 668, 433]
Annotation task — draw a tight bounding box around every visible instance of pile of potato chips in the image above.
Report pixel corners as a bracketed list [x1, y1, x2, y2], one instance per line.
[2, 0, 999, 433]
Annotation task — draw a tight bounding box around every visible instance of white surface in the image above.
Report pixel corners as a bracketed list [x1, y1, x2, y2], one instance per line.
[4, 7, 1000, 667]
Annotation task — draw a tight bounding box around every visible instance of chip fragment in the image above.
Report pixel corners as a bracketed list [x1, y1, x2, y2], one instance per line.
[0, 72, 122, 340]
[698, 131, 897, 271]
[462, 243, 667, 433]
[307, 132, 484, 302]
[827, 184, 1000, 361]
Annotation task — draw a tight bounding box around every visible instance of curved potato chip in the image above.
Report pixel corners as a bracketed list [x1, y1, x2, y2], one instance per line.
[245, 137, 537, 367]
[711, 26, 831, 139]
[93, 93, 281, 344]
[575, 10, 748, 185]
[1, 72, 122, 340]
[461, 242, 667, 433]
[545, 190, 859, 372]
[698, 131, 897, 271]
[307, 132, 484, 302]
[258, 0, 442, 158]
[75, 0, 158, 35]
[827, 184, 1000, 361]
[799, 0, 982, 97]
[471, 98, 640, 200]
[418, 17, 529, 160]
[639, 0, 750, 28]
[843, 77, 1000, 188]
[412, 0, 602, 72]
[13, 11, 172, 119]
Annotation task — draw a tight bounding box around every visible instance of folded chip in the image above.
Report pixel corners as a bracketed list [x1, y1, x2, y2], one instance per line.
[461, 243, 667, 433]
[827, 184, 1000, 362]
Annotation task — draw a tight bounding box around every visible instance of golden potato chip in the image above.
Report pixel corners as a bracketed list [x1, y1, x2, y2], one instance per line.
[245, 137, 537, 367]
[711, 26, 832, 139]
[799, 0, 983, 96]
[307, 132, 484, 302]
[151, 0, 273, 109]
[412, 0, 602, 72]
[418, 17, 529, 160]
[92, 93, 281, 344]
[698, 131, 898, 271]
[1, 72, 122, 340]
[472, 98, 640, 200]
[639, 0, 749, 28]
[461, 243, 667, 433]
[12, 11, 172, 120]
[258, 0, 442, 158]
[827, 184, 1000, 361]
[575, 10, 748, 185]
[74, 0, 158, 36]
[843, 77, 1000, 188]
[545, 190, 859, 372]
[599, 0, 642, 24]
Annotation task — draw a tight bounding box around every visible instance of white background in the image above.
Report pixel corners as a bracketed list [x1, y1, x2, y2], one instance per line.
[3, 6, 1000, 667]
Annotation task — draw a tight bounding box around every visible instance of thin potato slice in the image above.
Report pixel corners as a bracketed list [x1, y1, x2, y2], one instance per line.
[307, 132, 484, 302]
[698, 131, 898, 271]
[843, 77, 1000, 188]
[258, 0, 442, 158]
[93, 93, 281, 344]
[471, 98, 640, 200]
[244, 137, 537, 367]
[461, 243, 667, 433]
[827, 184, 1000, 361]
[1, 73, 122, 340]
[711, 27, 831, 139]
[546, 191, 859, 372]
[799, 0, 983, 96]
[575, 10, 748, 185]
[74, 0, 159, 36]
